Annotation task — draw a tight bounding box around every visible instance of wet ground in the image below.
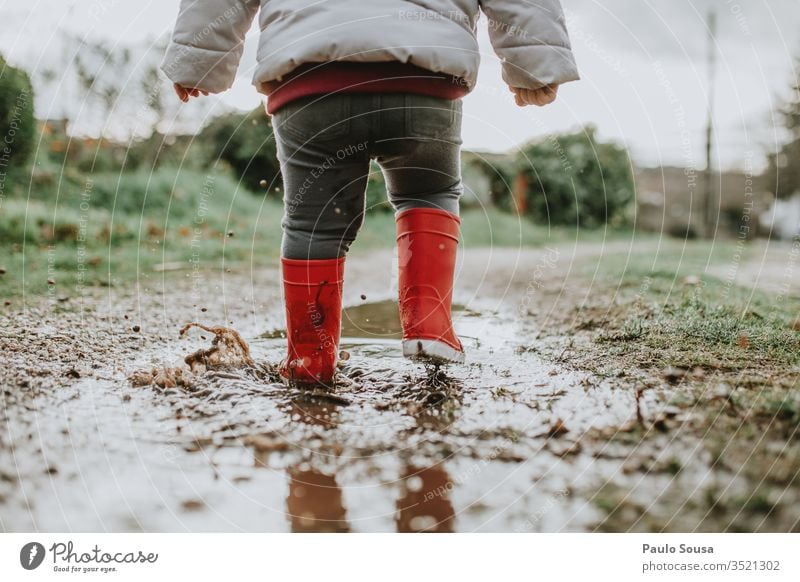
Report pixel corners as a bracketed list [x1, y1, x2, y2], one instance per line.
[2, 243, 798, 532]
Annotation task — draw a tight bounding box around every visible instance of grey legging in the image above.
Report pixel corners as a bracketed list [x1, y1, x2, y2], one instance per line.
[271, 93, 463, 260]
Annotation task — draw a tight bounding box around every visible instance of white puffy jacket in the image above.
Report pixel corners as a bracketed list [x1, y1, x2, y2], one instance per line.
[161, 0, 579, 95]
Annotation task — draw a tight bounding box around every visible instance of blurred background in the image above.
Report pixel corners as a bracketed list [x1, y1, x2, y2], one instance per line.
[0, 0, 799, 297]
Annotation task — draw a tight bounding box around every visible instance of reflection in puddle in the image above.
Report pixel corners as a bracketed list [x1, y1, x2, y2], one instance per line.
[396, 464, 455, 533]
[287, 468, 351, 533]
[283, 391, 350, 532]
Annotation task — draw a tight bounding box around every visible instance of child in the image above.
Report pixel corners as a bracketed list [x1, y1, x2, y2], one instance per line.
[162, 0, 579, 386]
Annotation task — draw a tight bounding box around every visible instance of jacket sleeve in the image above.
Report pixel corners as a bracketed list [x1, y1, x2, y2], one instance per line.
[160, 0, 259, 93]
[478, 0, 579, 90]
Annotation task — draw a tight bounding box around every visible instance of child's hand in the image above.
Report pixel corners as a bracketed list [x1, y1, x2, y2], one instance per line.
[173, 83, 209, 102]
[511, 84, 559, 107]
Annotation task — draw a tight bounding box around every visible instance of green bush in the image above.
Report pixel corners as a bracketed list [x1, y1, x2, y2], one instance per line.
[516, 127, 634, 228]
[86, 166, 274, 236]
[0, 55, 36, 176]
[199, 106, 281, 194]
[462, 151, 515, 208]
[0, 166, 270, 247]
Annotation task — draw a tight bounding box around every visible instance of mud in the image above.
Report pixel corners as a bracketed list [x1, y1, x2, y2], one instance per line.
[1, 243, 798, 532]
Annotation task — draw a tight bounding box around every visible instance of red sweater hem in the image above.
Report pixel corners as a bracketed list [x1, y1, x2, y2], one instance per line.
[262, 62, 469, 114]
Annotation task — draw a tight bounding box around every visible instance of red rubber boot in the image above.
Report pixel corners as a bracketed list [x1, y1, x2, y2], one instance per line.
[280, 257, 344, 386]
[396, 208, 464, 364]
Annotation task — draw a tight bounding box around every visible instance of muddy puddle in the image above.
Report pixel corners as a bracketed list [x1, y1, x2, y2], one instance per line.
[4, 245, 797, 532]
[1, 286, 647, 533]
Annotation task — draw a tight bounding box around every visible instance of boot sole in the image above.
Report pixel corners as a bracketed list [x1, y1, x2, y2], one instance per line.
[402, 339, 465, 364]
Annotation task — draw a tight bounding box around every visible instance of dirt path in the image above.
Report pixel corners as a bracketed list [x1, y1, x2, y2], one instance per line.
[1, 241, 798, 532]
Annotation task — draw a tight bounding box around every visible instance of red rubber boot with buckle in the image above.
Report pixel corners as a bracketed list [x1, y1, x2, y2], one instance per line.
[396, 208, 464, 364]
[280, 257, 344, 386]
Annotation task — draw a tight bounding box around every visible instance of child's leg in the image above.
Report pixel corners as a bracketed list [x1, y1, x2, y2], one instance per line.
[275, 102, 371, 260]
[374, 96, 465, 364]
[272, 95, 371, 384]
[376, 138, 463, 216]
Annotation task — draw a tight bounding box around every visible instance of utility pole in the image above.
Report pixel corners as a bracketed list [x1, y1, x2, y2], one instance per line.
[703, 10, 718, 239]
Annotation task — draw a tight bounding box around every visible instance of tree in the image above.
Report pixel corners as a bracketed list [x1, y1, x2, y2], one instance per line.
[68, 34, 205, 140]
[0, 54, 36, 175]
[74, 39, 118, 127]
[766, 65, 800, 199]
[514, 126, 634, 228]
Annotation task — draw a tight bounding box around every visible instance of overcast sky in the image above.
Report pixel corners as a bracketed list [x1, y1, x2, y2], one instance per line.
[1, 0, 798, 170]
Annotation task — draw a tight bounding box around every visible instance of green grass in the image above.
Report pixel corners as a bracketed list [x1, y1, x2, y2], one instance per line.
[352, 205, 619, 251]
[588, 243, 800, 370]
[0, 166, 283, 298]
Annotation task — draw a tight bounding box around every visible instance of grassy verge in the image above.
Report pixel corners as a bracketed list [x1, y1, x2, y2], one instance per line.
[548, 242, 800, 532]
[580, 242, 800, 373]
